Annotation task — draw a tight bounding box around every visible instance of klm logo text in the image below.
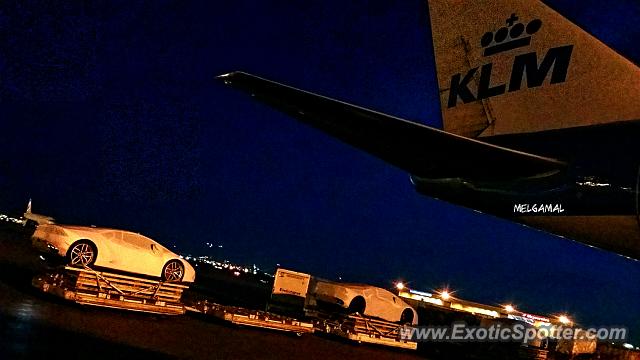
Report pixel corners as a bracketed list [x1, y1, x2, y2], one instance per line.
[447, 45, 574, 108]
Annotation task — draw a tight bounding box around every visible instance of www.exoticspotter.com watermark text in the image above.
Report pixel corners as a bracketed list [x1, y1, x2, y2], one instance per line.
[400, 323, 627, 343]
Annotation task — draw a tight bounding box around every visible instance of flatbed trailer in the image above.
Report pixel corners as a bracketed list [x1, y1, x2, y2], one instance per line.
[189, 300, 415, 350]
[190, 300, 315, 335]
[32, 266, 188, 315]
[31, 265, 416, 350]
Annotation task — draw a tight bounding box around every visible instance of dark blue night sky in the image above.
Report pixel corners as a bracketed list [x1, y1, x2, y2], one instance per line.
[1, 0, 639, 340]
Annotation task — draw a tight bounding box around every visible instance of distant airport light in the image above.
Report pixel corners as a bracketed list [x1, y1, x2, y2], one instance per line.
[558, 315, 571, 325]
[395, 282, 405, 291]
[440, 290, 451, 300]
[451, 303, 500, 318]
[505, 305, 515, 313]
[409, 289, 432, 298]
[399, 289, 443, 306]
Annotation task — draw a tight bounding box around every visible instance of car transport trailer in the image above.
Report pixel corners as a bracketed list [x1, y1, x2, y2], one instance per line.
[189, 300, 416, 349]
[31, 265, 418, 350]
[32, 265, 189, 315]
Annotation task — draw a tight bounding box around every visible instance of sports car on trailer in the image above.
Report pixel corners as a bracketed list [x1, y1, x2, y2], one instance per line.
[32, 224, 195, 282]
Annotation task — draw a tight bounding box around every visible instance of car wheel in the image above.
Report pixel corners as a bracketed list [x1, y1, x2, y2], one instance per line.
[67, 240, 97, 267]
[347, 296, 366, 315]
[162, 260, 185, 282]
[400, 308, 414, 324]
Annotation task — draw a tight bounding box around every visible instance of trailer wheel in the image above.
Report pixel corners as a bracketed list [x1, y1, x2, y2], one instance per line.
[67, 240, 97, 267]
[162, 260, 185, 282]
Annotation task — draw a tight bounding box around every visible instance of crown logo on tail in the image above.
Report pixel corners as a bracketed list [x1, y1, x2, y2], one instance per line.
[481, 13, 542, 56]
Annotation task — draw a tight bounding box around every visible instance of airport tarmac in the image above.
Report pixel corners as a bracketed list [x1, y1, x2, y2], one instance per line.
[0, 227, 423, 360]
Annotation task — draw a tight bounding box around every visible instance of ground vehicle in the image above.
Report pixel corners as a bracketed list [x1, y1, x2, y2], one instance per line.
[31, 224, 195, 282]
[313, 280, 418, 325]
[270, 268, 417, 325]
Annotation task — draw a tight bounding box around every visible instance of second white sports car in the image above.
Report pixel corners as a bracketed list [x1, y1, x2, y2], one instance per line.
[312, 280, 418, 325]
[32, 224, 196, 282]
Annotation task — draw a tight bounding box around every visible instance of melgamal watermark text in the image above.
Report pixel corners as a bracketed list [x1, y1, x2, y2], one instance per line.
[513, 203, 564, 214]
[400, 323, 627, 343]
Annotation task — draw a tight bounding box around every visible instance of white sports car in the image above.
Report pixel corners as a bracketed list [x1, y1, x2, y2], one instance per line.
[312, 281, 418, 325]
[32, 224, 196, 282]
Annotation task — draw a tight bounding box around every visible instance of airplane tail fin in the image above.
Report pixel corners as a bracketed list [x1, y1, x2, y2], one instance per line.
[427, 0, 640, 138]
[23, 199, 32, 227]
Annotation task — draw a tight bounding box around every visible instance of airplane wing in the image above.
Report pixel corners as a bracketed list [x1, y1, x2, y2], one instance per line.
[217, 71, 565, 182]
[23, 214, 55, 226]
